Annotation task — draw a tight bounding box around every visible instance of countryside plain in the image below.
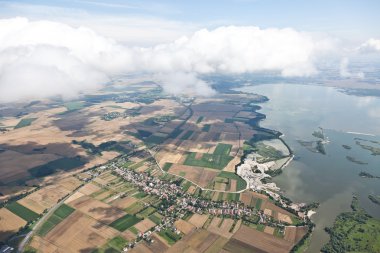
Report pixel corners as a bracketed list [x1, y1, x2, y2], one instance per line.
[0, 79, 379, 253]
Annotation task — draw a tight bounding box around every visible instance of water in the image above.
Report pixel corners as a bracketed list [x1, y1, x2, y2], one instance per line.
[237, 83, 380, 253]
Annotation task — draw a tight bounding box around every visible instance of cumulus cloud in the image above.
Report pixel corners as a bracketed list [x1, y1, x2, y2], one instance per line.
[359, 38, 380, 52]
[156, 72, 216, 97]
[0, 17, 136, 102]
[143, 26, 333, 76]
[0, 17, 335, 102]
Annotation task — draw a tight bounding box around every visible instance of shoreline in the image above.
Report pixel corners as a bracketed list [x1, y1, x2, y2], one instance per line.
[236, 86, 317, 252]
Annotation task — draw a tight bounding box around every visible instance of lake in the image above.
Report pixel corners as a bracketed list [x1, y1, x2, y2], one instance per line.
[238, 83, 380, 253]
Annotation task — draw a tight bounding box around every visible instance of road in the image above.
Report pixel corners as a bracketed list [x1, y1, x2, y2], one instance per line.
[17, 185, 82, 253]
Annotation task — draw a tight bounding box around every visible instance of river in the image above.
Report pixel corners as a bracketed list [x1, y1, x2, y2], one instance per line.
[237, 83, 380, 253]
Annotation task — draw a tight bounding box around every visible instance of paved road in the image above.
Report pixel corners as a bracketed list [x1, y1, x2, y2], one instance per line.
[17, 186, 81, 253]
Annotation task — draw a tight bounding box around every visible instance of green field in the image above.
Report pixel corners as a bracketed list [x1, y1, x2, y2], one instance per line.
[227, 192, 240, 201]
[196, 116, 204, 124]
[181, 181, 192, 192]
[128, 158, 153, 170]
[162, 162, 173, 172]
[137, 207, 156, 218]
[29, 157, 85, 177]
[184, 152, 233, 170]
[125, 201, 145, 214]
[37, 204, 75, 236]
[184, 143, 234, 170]
[14, 118, 37, 129]
[93, 236, 128, 253]
[6, 202, 39, 222]
[133, 192, 148, 199]
[107, 236, 128, 251]
[145, 134, 166, 144]
[254, 198, 263, 209]
[213, 143, 232, 156]
[63, 101, 85, 112]
[149, 212, 163, 224]
[322, 197, 380, 253]
[248, 142, 285, 162]
[109, 214, 142, 232]
[181, 130, 194, 140]
[202, 124, 211, 132]
[129, 226, 139, 235]
[158, 228, 182, 245]
[217, 171, 247, 191]
[168, 128, 183, 139]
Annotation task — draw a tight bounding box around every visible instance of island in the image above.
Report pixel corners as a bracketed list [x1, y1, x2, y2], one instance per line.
[322, 196, 380, 253]
[359, 171, 380, 179]
[369, 195, 380, 205]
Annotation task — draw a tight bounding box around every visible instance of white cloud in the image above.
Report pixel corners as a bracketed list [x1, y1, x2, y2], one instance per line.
[0, 17, 136, 102]
[359, 38, 380, 52]
[0, 2, 196, 46]
[339, 57, 364, 79]
[156, 72, 216, 97]
[0, 18, 335, 102]
[142, 26, 333, 76]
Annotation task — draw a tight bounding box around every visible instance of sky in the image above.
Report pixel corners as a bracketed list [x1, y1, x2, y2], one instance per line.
[0, 0, 379, 102]
[1, 0, 380, 45]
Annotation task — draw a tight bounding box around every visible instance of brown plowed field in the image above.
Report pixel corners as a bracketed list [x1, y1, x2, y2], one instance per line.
[223, 225, 293, 253]
[67, 195, 126, 224]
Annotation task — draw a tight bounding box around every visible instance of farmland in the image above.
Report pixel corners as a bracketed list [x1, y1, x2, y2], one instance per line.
[37, 204, 75, 236]
[28, 156, 85, 177]
[63, 101, 85, 112]
[0, 208, 27, 241]
[110, 214, 142, 232]
[6, 202, 39, 222]
[184, 152, 233, 170]
[0, 82, 313, 253]
[14, 118, 37, 129]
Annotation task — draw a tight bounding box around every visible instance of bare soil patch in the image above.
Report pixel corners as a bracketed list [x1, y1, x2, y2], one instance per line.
[188, 214, 209, 228]
[175, 219, 196, 234]
[0, 208, 27, 241]
[67, 195, 126, 224]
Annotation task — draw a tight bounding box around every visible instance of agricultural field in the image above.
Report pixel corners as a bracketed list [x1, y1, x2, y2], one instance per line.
[95, 236, 129, 252]
[109, 214, 142, 232]
[37, 204, 75, 236]
[30, 211, 119, 252]
[28, 157, 85, 178]
[18, 182, 76, 214]
[0, 208, 27, 241]
[184, 151, 233, 170]
[67, 195, 126, 224]
[158, 228, 182, 245]
[63, 101, 86, 112]
[0, 82, 311, 253]
[6, 202, 40, 222]
[150, 95, 266, 192]
[222, 225, 294, 253]
[14, 118, 37, 129]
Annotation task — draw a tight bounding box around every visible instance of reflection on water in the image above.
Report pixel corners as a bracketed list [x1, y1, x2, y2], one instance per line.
[238, 83, 380, 253]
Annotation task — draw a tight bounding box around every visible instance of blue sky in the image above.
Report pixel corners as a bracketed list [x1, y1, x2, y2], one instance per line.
[0, 0, 379, 44]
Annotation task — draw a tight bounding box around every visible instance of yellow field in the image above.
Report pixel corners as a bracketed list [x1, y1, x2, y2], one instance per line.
[174, 219, 196, 234]
[0, 208, 27, 241]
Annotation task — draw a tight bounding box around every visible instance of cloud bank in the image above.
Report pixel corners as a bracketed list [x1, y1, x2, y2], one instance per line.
[0, 17, 335, 102]
[360, 38, 380, 52]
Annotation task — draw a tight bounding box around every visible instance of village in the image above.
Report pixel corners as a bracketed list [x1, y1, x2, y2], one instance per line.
[109, 153, 303, 251]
